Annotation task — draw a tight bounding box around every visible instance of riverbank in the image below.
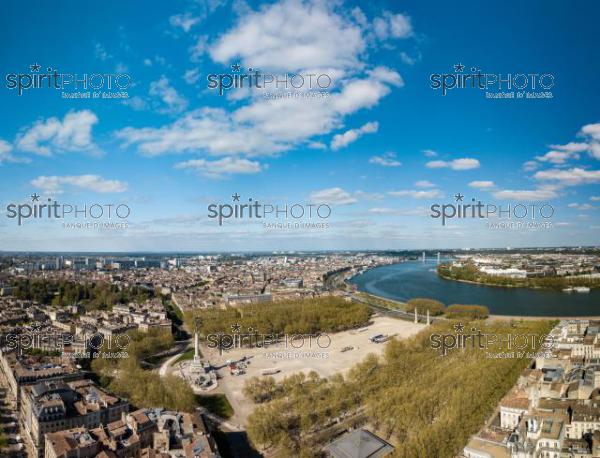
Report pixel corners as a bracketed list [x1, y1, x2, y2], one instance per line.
[344, 258, 407, 284]
[438, 274, 526, 289]
[349, 261, 600, 317]
[356, 290, 600, 321]
[438, 270, 600, 291]
[489, 314, 600, 321]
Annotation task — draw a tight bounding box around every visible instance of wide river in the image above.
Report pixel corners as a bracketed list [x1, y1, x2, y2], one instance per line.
[349, 260, 600, 317]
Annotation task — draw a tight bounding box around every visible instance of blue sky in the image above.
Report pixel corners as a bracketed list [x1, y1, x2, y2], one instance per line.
[0, 0, 599, 251]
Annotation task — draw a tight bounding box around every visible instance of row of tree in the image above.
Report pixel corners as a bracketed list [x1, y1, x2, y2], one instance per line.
[404, 298, 489, 319]
[186, 296, 372, 337]
[445, 304, 489, 319]
[404, 298, 445, 315]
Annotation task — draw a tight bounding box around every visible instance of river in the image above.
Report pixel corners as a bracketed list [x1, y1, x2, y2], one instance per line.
[349, 260, 600, 317]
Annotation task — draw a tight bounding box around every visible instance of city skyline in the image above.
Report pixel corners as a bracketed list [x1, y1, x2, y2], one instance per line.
[1, 0, 600, 251]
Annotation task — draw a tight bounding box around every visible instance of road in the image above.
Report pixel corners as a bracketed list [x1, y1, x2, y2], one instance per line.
[158, 341, 189, 377]
[349, 293, 442, 323]
[156, 296, 191, 376]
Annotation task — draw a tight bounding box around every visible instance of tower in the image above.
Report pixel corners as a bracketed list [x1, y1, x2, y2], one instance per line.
[193, 331, 201, 364]
[427, 309, 430, 325]
[189, 316, 204, 374]
[414, 307, 418, 324]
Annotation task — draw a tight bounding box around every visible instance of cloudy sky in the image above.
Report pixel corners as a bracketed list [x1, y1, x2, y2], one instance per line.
[0, 0, 599, 252]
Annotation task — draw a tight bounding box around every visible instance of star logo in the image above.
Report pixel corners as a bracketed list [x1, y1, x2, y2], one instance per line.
[30, 63, 41, 72]
[30, 323, 44, 333]
[232, 193, 241, 202]
[453, 63, 465, 73]
[231, 323, 241, 333]
[30, 193, 40, 202]
[231, 63, 241, 72]
[454, 193, 464, 202]
[453, 323, 465, 333]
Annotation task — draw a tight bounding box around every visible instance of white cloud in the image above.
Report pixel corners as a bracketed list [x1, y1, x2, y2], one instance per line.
[534, 167, 600, 186]
[189, 35, 209, 62]
[183, 68, 201, 85]
[353, 191, 384, 201]
[373, 12, 412, 40]
[523, 160, 539, 172]
[331, 121, 379, 150]
[426, 158, 480, 170]
[0, 140, 15, 163]
[468, 180, 495, 189]
[591, 143, 600, 160]
[308, 141, 326, 150]
[388, 189, 443, 199]
[175, 157, 263, 177]
[369, 151, 401, 167]
[492, 188, 559, 201]
[522, 123, 600, 170]
[331, 69, 403, 115]
[580, 123, 600, 140]
[0, 139, 29, 164]
[548, 142, 589, 153]
[169, 13, 200, 32]
[0, 140, 12, 155]
[142, 55, 167, 67]
[116, 108, 285, 157]
[415, 180, 435, 188]
[350, 7, 368, 26]
[209, 0, 366, 72]
[31, 175, 127, 194]
[309, 187, 357, 205]
[536, 150, 579, 164]
[119, 68, 401, 157]
[122, 96, 149, 111]
[366, 66, 404, 86]
[400, 52, 416, 65]
[422, 149, 438, 157]
[568, 203, 594, 210]
[119, 2, 408, 159]
[590, 196, 600, 201]
[579, 123, 600, 160]
[369, 207, 425, 216]
[369, 207, 398, 214]
[149, 76, 188, 114]
[16, 110, 100, 156]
